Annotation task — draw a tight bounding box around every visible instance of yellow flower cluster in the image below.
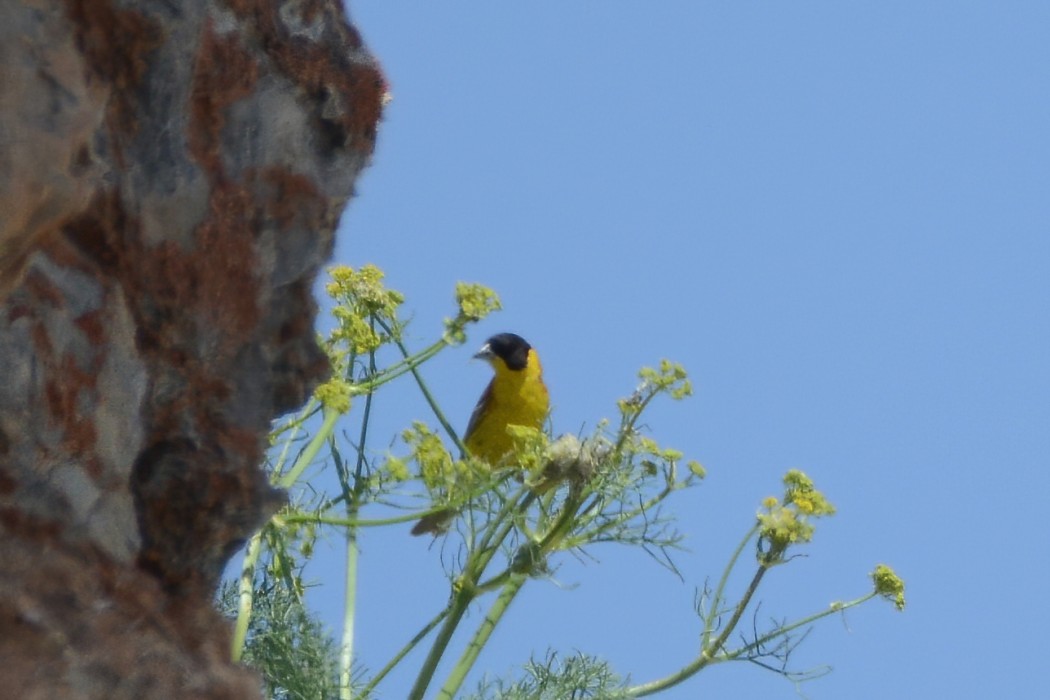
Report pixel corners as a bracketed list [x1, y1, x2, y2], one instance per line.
[314, 377, 352, 414]
[445, 282, 502, 344]
[325, 264, 405, 353]
[871, 563, 906, 611]
[757, 470, 836, 564]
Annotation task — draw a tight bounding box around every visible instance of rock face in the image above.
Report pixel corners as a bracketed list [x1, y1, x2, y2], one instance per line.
[0, 0, 382, 696]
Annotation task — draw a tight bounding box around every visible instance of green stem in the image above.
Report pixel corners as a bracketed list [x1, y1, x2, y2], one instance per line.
[701, 523, 760, 650]
[474, 490, 572, 593]
[275, 408, 341, 489]
[568, 483, 677, 547]
[270, 398, 322, 478]
[407, 486, 532, 699]
[706, 562, 769, 657]
[437, 574, 527, 699]
[612, 388, 658, 455]
[363, 608, 451, 696]
[269, 398, 322, 442]
[474, 487, 532, 558]
[627, 561, 769, 697]
[281, 510, 449, 528]
[339, 337, 377, 699]
[231, 529, 265, 661]
[340, 522, 360, 700]
[629, 586, 879, 697]
[376, 317, 466, 455]
[357, 335, 451, 394]
[724, 591, 878, 662]
[407, 586, 476, 700]
[413, 476, 575, 696]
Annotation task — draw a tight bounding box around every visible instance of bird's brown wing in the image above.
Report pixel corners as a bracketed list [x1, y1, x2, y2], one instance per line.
[462, 378, 495, 450]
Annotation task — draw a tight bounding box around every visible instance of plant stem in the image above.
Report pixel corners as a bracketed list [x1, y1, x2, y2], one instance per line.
[275, 408, 341, 489]
[407, 487, 531, 699]
[363, 608, 451, 696]
[570, 484, 677, 546]
[437, 574, 527, 699]
[407, 586, 475, 700]
[702, 523, 760, 650]
[707, 562, 769, 657]
[282, 511, 449, 528]
[270, 398, 319, 472]
[627, 557, 770, 696]
[725, 591, 878, 661]
[340, 521, 360, 700]
[376, 317, 466, 455]
[231, 529, 265, 661]
[339, 338, 378, 699]
[358, 335, 451, 394]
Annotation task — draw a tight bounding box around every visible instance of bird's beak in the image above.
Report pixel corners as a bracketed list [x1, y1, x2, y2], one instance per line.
[473, 342, 494, 362]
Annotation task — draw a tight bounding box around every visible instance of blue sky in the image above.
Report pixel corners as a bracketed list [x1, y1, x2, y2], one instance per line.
[289, 3, 1049, 698]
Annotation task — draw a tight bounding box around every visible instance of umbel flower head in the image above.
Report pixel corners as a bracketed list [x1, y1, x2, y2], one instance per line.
[756, 470, 836, 564]
[871, 563, 906, 611]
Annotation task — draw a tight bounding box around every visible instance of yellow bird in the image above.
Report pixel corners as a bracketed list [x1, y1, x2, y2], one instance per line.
[462, 332, 549, 465]
[411, 332, 549, 535]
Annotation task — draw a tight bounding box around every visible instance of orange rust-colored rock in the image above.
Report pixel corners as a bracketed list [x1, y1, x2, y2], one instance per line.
[0, 0, 383, 697]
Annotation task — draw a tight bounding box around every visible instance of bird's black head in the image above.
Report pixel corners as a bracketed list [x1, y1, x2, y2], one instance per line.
[477, 332, 532, 371]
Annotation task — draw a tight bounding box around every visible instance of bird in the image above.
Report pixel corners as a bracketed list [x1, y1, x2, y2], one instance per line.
[461, 332, 550, 465]
[411, 332, 549, 535]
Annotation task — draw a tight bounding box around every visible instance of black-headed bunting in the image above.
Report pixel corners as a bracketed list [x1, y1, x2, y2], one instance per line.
[462, 332, 549, 465]
[411, 332, 549, 535]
